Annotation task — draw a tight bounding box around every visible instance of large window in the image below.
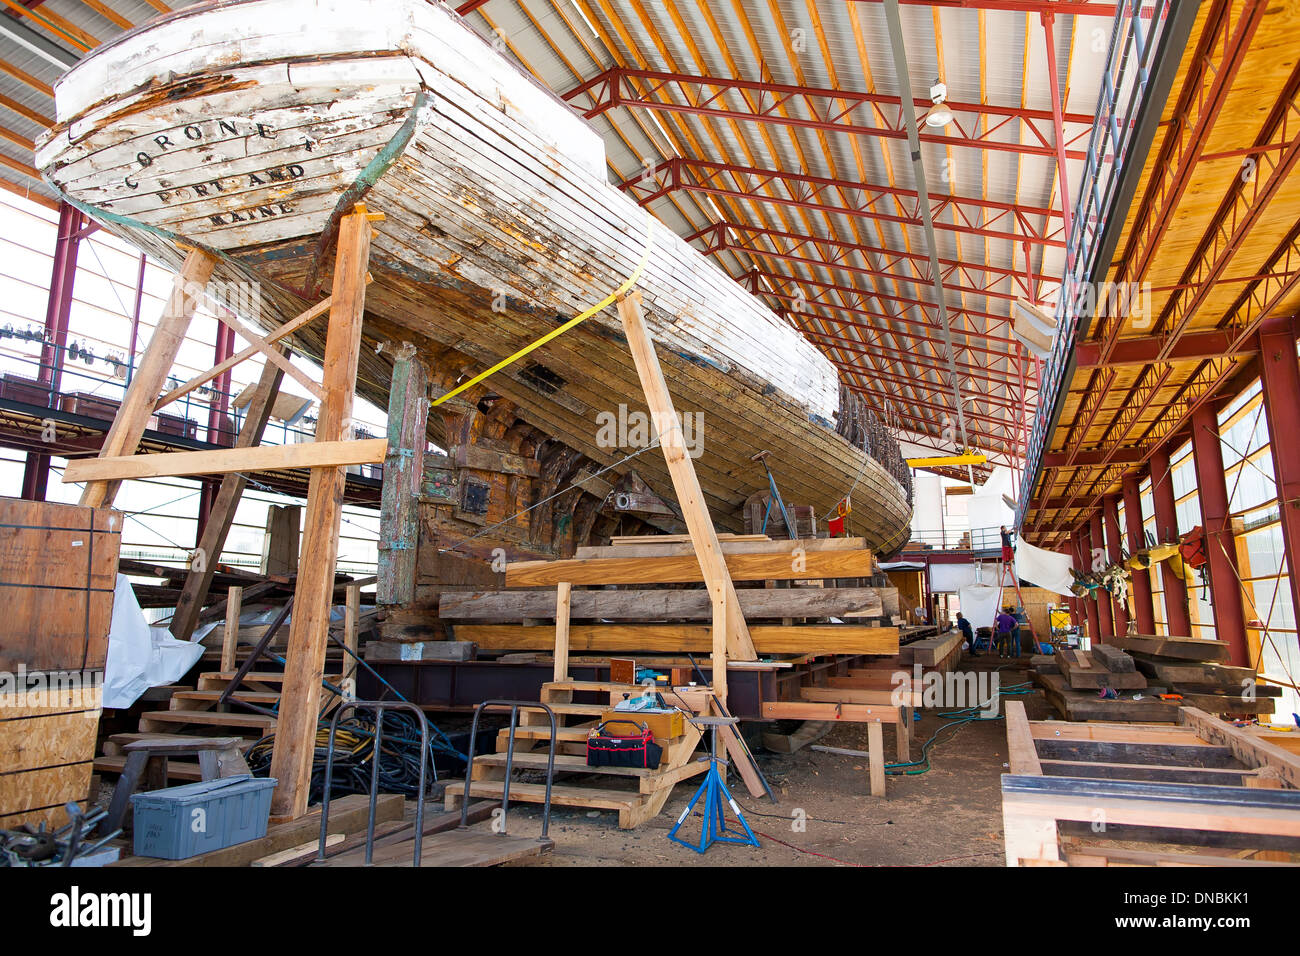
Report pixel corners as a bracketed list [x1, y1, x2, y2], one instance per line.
[1219, 380, 1300, 719]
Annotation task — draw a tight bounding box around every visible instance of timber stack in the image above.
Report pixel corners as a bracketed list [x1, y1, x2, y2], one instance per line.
[1031, 634, 1280, 722]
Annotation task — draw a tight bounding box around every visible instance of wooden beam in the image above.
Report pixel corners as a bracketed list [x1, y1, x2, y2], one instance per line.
[553, 582, 572, 683]
[153, 286, 360, 410]
[63, 438, 386, 483]
[169, 356, 284, 641]
[574, 536, 868, 559]
[617, 292, 755, 660]
[376, 343, 427, 605]
[212, 308, 325, 401]
[438, 586, 884, 620]
[505, 548, 875, 587]
[79, 249, 216, 509]
[342, 583, 360, 699]
[711, 582, 726, 705]
[1005, 700, 1043, 776]
[269, 205, 375, 820]
[220, 586, 242, 673]
[0, 90, 52, 127]
[452, 624, 899, 655]
[1180, 706, 1300, 790]
[760, 701, 901, 723]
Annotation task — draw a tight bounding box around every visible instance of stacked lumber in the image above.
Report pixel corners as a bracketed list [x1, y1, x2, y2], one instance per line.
[1031, 635, 1281, 722]
[1030, 644, 1172, 722]
[1111, 634, 1280, 716]
[394, 535, 901, 659]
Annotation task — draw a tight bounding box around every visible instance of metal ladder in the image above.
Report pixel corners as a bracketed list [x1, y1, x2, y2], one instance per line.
[462, 700, 557, 839]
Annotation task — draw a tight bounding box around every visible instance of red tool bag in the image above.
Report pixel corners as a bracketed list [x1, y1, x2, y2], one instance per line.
[1180, 525, 1208, 570]
[586, 719, 663, 770]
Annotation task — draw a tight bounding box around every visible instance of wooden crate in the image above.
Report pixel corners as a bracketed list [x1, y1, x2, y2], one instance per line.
[0, 497, 122, 672]
[0, 679, 102, 829]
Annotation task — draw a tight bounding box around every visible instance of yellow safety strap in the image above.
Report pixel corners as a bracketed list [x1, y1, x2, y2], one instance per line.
[430, 217, 654, 407]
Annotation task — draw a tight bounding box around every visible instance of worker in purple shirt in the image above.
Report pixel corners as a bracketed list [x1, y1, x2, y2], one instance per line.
[995, 608, 1021, 658]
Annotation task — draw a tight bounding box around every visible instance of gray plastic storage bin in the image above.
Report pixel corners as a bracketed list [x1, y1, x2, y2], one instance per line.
[130, 774, 277, 860]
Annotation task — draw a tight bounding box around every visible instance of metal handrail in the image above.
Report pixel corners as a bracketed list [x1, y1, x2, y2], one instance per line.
[317, 699, 433, 866]
[462, 700, 557, 839]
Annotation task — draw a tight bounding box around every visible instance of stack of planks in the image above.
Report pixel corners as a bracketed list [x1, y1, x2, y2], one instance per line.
[409, 535, 902, 660]
[1112, 634, 1279, 717]
[1031, 635, 1280, 722]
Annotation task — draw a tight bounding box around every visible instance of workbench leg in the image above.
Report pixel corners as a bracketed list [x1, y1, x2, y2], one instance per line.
[868, 721, 886, 796]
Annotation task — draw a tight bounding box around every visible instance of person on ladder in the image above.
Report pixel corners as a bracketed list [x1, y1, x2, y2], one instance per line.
[1000, 525, 1015, 567]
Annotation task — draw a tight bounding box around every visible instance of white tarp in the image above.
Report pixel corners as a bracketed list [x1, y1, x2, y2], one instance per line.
[957, 583, 1004, 632]
[103, 574, 205, 709]
[1013, 538, 1076, 596]
[930, 562, 978, 593]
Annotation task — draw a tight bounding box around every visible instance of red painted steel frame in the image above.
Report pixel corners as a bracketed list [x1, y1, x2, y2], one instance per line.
[1103, 494, 1129, 635]
[1190, 402, 1249, 664]
[1256, 329, 1300, 656]
[1090, 511, 1115, 638]
[1149, 445, 1193, 637]
[1122, 472, 1158, 634]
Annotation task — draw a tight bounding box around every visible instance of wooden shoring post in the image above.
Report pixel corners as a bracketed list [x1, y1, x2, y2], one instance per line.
[170, 355, 285, 640]
[553, 581, 572, 683]
[710, 581, 727, 705]
[79, 248, 216, 509]
[616, 291, 756, 660]
[342, 583, 361, 699]
[376, 343, 428, 605]
[220, 586, 242, 674]
[269, 204, 378, 820]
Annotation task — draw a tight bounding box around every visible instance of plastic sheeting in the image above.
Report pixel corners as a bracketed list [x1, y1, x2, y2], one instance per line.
[103, 574, 206, 709]
[1013, 539, 1076, 596]
[957, 583, 1004, 631]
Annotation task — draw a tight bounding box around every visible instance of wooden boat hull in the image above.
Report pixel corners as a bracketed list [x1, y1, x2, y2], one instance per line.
[36, 0, 913, 553]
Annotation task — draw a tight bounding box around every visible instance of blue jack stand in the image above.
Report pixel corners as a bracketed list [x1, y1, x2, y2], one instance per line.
[667, 716, 760, 854]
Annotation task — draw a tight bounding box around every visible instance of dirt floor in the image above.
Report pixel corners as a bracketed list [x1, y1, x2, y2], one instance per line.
[489, 657, 1047, 867]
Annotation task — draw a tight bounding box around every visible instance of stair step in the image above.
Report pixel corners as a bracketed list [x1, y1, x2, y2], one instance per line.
[138, 710, 275, 732]
[446, 779, 642, 812]
[473, 752, 702, 780]
[544, 681, 642, 694]
[498, 724, 593, 743]
[530, 703, 606, 717]
[93, 755, 204, 783]
[171, 690, 281, 709]
[197, 672, 340, 689]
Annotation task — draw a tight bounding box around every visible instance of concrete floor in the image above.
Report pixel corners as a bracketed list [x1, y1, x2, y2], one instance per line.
[492, 658, 1042, 867]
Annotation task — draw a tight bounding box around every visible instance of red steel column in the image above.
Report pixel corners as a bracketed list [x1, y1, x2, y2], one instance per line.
[1191, 404, 1249, 664]
[1103, 494, 1129, 636]
[1122, 473, 1156, 634]
[1089, 510, 1114, 640]
[21, 203, 85, 501]
[1150, 445, 1192, 637]
[1257, 328, 1300, 644]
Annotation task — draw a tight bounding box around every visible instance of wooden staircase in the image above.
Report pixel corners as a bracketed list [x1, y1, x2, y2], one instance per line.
[445, 680, 710, 829]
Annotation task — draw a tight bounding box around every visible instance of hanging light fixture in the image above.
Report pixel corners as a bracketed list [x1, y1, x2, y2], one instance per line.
[924, 79, 954, 129]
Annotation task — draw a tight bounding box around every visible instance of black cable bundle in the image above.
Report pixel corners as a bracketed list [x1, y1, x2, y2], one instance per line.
[245, 710, 463, 804]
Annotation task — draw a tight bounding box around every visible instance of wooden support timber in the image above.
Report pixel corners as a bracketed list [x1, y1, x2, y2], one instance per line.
[170, 356, 285, 640]
[617, 292, 755, 662]
[269, 205, 376, 820]
[63, 438, 387, 483]
[451, 624, 899, 655]
[78, 248, 216, 510]
[1001, 702, 1300, 866]
[377, 344, 428, 605]
[505, 548, 874, 587]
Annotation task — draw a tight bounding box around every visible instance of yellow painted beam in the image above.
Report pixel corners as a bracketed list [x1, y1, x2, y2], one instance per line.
[905, 452, 988, 468]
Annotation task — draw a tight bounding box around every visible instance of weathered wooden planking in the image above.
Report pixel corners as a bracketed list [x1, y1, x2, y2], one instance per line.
[1109, 634, 1232, 662]
[452, 624, 899, 655]
[504, 549, 876, 587]
[437, 586, 884, 621]
[0, 498, 122, 672]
